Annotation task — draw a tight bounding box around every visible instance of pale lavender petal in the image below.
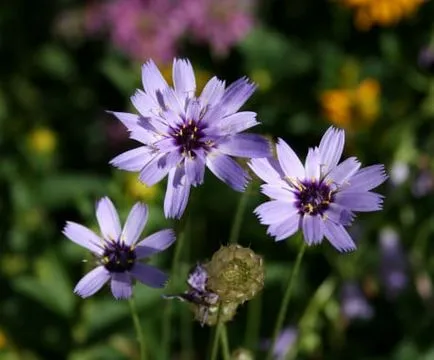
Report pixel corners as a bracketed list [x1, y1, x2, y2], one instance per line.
[302, 215, 324, 245]
[63, 221, 103, 255]
[305, 147, 321, 180]
[96, 197, 121, 241]
[185, 156, 205, 186]
[135, 229, 176, 259]
[326, 157, 360, 185]
[107, 111, 140, 131]
[141, 60, 169, 98]
[267, 214, 300, 241]
[131, 90, 158, 117]
[121, 203, 148, 246]
[324, 203, 354, 226]
[323, 221, 356, 252]
[248, 158, 286, 185]
[160, 87, 184, 115]
[220, 77, 256, 115]
[110, 272, 132, 299]
[276, 138, 305, 180]
[173, 58, 196, 101]
[109, 146, 153, 172]
[199, 76, 226, 108]
[154, 137, 179, 153]
[347, 165, 388, 192]
[74, 266, 110, 298]
[130, 121, 161, 145]
[218, 134, 271, 158]
[261, 184, 295, 202]
[254, 201, 298, 225]
[138, 115, 169, 135]
[164, 167, 191, 219]
[206, 152, 249, 191]
[319, 126, 345, 172]
[185, 99, 201, 121]
[130, 263, 168, 288]
[335, 191, 384, 212]
[215, 111, 259, 134]
[200, 104, 226, 125]
[139, 151, 182, 186]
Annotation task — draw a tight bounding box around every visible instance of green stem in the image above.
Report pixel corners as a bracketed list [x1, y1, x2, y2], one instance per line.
[210, 306, 223, 360]
[129, 297, 146, 360]
[161, 216, 190, 360]
[244, 293, 262, 349]
[219, 324, 231, 360]
[265, 241, 307, 360]
[228, 185, 250, 244]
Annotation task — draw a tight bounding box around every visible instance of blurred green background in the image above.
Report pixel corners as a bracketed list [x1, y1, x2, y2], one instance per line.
[2, 0, 434, 359]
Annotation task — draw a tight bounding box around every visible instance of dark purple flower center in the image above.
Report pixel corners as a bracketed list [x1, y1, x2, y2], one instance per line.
[102, 240, 136, 273]
[172, 120, 206, 157]
[295, 180, 334, 216]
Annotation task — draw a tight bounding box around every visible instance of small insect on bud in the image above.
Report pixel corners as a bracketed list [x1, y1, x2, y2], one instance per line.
[206, 245, 265, 304]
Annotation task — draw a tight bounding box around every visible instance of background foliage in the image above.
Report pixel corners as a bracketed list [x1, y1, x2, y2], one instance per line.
[2, 0, 434, 359]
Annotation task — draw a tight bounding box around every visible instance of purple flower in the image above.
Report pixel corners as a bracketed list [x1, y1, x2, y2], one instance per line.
[63, 197, 175, 299]
[418, 46, 434, 72]
[249, 126, 387, 252]
[340, 282, 373, 320]
[379, 227, 408, 299]
[110, 58, 271, 218]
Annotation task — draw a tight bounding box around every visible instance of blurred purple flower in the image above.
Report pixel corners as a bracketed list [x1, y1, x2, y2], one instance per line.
[340, 282, 373, 320]
[183, 0, 255, 55]
[390, 161, 409, 186]
[85, 0, 187, 62]
[379, 227, 408, 299]
[418, 46, 434, 71]
[63, 197, 175, 299]
[249, 127, 387, 252]
[412, 169, 433, 197]
[110, 58, 271, 218]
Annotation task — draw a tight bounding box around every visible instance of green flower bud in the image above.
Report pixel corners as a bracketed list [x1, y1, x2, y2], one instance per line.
[192, 301, 239, 326]
[206, 245, 265, 304]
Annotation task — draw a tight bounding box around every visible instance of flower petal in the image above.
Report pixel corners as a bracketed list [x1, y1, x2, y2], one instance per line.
[131, 89, 158, 117]
[267, 213, 300, 241]
[139, 151, 182, 186]
[199, 76, 226, 108]
[96, 197, 121, 241]
[130, 263, 168, 288]
[323, 221, 356, 252]
[185, 156, 205, 186]
[173, 58, 196, 102]
[305, 147, 321, 180]
[74, 266, 110, 298]
[302, 215, 324, 245]
[220, 77, 256, 115]
[218, 134, 271, 158]
[215, 111, 259, 135]
[164, 167, 191, 219]
[319, 126, 345, 173]
[135, 229, 176, 259]
[110, 146, 153, 172]
[142, 60, 169, 98]
[276, 138, 305, 180]
[326, 157, 360, 186]
[110, 272, 132, 299]
[206, 152, 250, 191]
[260, 184, 295, 202]
[335, 191, 384, 212]
[254, 200, 298, 225]
[248, 158, 286, 185]
[324, 203, 354, 226]
[121, 203, 148, 246]
[63, 221, 103, 255]
[107, 111, 140, 131]
[347, 164, 388, 192]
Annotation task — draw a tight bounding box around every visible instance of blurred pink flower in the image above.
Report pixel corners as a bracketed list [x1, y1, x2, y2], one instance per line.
[85, 0, 188, 62]
[183, 0, 255, 55]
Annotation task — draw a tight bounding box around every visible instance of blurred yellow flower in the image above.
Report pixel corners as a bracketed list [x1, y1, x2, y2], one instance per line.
[340, 0, 424, 30]
[320, 78, 381, 132]
[27, 127, 57, 155]
[250, 69, 272, 92]
[0, 329, 7, 349]
[125, 173, 159, 202]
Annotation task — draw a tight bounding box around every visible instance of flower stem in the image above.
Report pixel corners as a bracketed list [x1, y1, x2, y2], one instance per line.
[265, 241, 307, 360]
[244, 293, 262, 349]
[219, 323, 231, 360]
[129, 296, 146, 360]
[210, 305, 223, 360]
[229, 185, 250, 244]
[161, 216, 190, 360]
